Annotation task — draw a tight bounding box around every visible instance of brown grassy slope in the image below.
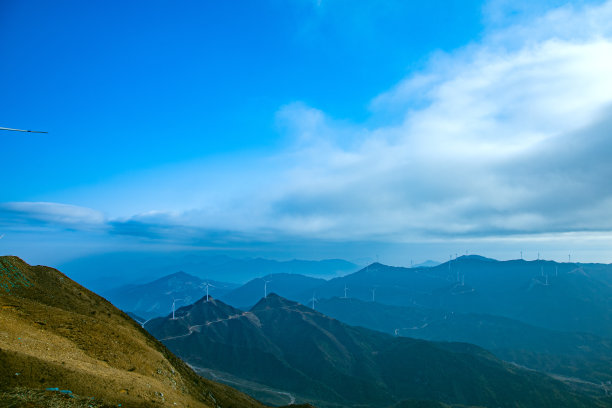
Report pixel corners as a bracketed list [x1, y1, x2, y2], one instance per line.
[0, 255, 270, 408]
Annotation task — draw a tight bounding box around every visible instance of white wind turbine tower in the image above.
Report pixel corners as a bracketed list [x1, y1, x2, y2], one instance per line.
[204, 281, 215, 302]
[171, 298, 183, 320]
[343, 284, 349, 299]
[371, 287, 376, 302]
[264, 279, 271, 299]
[309, 293, 318, 310]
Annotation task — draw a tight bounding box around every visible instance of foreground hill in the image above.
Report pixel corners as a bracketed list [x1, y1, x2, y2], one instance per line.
[147, 293, 599, 408]
[0, 256, 280, 408]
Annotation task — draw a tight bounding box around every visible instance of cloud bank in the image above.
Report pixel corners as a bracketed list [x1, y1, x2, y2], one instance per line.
[258, 1, 612, 242]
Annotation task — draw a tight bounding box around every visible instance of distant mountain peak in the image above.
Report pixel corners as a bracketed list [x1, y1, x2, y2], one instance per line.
[152, 270, 202, 285]
[412, 259, 440, 268]
[169, 295, 243, 323]
[250, 293, 299, 311]
[170, 270, 193, 278]
[454, 254, 498, 262]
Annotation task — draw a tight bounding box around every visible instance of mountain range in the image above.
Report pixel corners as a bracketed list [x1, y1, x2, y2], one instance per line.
[58, 252, 359, 292]
[230, 256, 612, 339]
[146, 293, 600, 408]
[103, 271, 238, 319]
[218, 273, 326, 309]
[117, 255, 612, 403]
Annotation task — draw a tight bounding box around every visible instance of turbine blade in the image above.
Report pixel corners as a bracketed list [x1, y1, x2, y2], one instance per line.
[0, 126, 48, 133]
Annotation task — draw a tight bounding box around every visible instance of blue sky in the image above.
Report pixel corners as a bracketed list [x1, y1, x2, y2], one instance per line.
[2, 0, 612, 266]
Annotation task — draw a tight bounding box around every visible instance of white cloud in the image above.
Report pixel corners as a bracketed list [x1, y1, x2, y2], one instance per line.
[0, 202, 105, 228]
[259, 0, 612, 241]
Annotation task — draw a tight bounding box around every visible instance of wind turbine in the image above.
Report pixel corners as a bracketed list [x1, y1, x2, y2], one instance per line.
[343, 284, 349, 299]
[204, 282, 215, 302]
[264, 279, 271, 298]
[371, 287, 376, 302]
[0, 126, 47, 133]
[309, 293, 318, 310]
[171, 298, 183, 320]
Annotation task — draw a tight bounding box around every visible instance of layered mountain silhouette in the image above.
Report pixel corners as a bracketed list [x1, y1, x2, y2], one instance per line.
[219, 273, 326, 309]
[259, 257, 612, 339]
[203, 256, 612, 395]
[146, 293, 598, 408]
[103, 271, 238, 319]
[59, 252, 358, 292]
[200, 258, 612, 345]
[0, 256, 294, 408]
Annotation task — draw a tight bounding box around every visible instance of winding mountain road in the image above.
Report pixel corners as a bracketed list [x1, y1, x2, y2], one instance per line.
[189, 364, 296, 405]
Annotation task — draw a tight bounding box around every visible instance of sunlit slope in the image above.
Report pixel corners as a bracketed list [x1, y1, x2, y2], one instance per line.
[0, 256, 270, 408]
[148, 293, 599, 408]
